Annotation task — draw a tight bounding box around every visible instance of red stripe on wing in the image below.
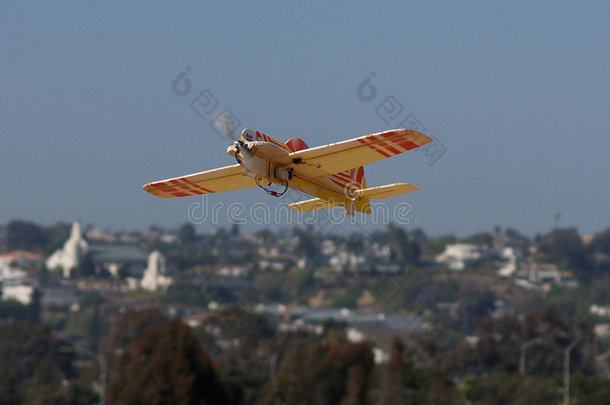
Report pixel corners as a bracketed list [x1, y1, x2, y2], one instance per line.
[357, 138, 391, 158]
[180, 178, 215, 194]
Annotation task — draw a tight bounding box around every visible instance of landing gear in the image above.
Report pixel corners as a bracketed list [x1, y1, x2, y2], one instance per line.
[255, 175, 288, 197]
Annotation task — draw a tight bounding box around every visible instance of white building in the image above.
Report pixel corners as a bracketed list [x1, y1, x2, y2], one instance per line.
[0, 265, 27, 282]
[140, 250, 173, 291]
[591, 305, 610, 317]
[329, 251, 366, 271]
[497, 247, 522, 277]
[436, 243, 482, 270]
[46, 222, 89, 278]
[1, 284, 34, 305]
[497, 260, 517, 277]
[500, 246, 523, 262]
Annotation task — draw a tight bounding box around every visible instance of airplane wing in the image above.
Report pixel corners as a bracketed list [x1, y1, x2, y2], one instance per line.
[289, 129, 432, 175]
[143, 164, 255, 198]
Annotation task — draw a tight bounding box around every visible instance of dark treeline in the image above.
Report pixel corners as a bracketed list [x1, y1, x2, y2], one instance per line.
[2, 304, 607, 405]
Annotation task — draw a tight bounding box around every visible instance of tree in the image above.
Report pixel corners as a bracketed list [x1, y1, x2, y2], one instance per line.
[377, 337, 457, 405]
[43, 222, 72, 255]
[102, 308, 169, 373]
[589, 227, 610, 276]
[205, 305, 274, 350]
[445, 305, 596, 378]
[230, 223, 240, 237]
[537, 228, 589, 280]
[0, 321, 97, 404]
[460, 373, 558, 405]
[0, 288, 41, 323]
[377, 337, 418, 405]
[107, 319, 236, 404]
[6, 220, 47, 252]
[409, 228, 429, 245]
[505, 227, 529, 242]
[456, 284, 495, 333]
[178, 222, 196, 245]
[590, 227, 610, 256]
[463, 232, 493, 247]
[262, 340, 374, 405]
[387, 224, 420, 267]
[429, 235, 457, 255]
[293, 225, 322, 266]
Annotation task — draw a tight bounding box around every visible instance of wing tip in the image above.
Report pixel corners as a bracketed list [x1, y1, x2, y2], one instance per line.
[142, 182, 166, 198]
[392, 128, 433, 147]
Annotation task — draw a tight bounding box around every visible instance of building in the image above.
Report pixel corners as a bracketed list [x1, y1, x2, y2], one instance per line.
[46, 222, 89, 278]
[258, 254, 295, 271]
[141, 250, 173, 291]
[436, 243, 483, 270]
[514, 263, 578, 291]
[88, 244, 149, 278]
[0, 250, 44, 271]
[1, 284, 35, 305]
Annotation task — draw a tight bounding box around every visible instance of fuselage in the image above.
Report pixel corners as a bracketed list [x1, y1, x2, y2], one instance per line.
[227, 129, 369, 214]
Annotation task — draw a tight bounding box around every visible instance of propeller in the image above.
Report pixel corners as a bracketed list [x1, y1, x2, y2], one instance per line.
[217, 118, 288, 197]
[216, 111, 246, 161]
[219, 112, 238, 143]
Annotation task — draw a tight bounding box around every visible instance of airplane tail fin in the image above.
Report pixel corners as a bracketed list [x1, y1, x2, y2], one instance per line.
[351, 166, 366, 190]
[329, 166, 367, 195]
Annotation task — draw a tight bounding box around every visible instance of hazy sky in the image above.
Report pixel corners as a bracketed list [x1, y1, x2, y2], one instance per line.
[1, 1, 609, 237]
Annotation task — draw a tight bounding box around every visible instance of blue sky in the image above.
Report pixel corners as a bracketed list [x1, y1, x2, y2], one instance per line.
[1, 1, 609, 237]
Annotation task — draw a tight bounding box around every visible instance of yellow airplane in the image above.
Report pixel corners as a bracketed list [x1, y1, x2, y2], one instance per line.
[143, 128, 433, 215]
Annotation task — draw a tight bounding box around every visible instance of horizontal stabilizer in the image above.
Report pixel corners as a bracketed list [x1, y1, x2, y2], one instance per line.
[289, 198, 342, 212]
[354, 183, 418, 199]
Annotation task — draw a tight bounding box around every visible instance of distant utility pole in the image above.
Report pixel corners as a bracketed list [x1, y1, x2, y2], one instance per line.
[520, 337, 542, 375]
[563, 338, 579, 405]
[554, 212, 561, 229]
[99, 353, 106, 405]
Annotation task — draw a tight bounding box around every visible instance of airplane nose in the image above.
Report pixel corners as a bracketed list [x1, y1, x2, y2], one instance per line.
[241, 129, 257, 142]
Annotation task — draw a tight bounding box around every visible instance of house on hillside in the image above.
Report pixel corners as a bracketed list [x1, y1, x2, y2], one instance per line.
[1, 282, 35, 305]
[436, 243, 484, 270]
[514, 263, 579, 291]
[0, 250, 44, 271]
[0, 250, 43, 282]
[258, 254, 295, 271]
